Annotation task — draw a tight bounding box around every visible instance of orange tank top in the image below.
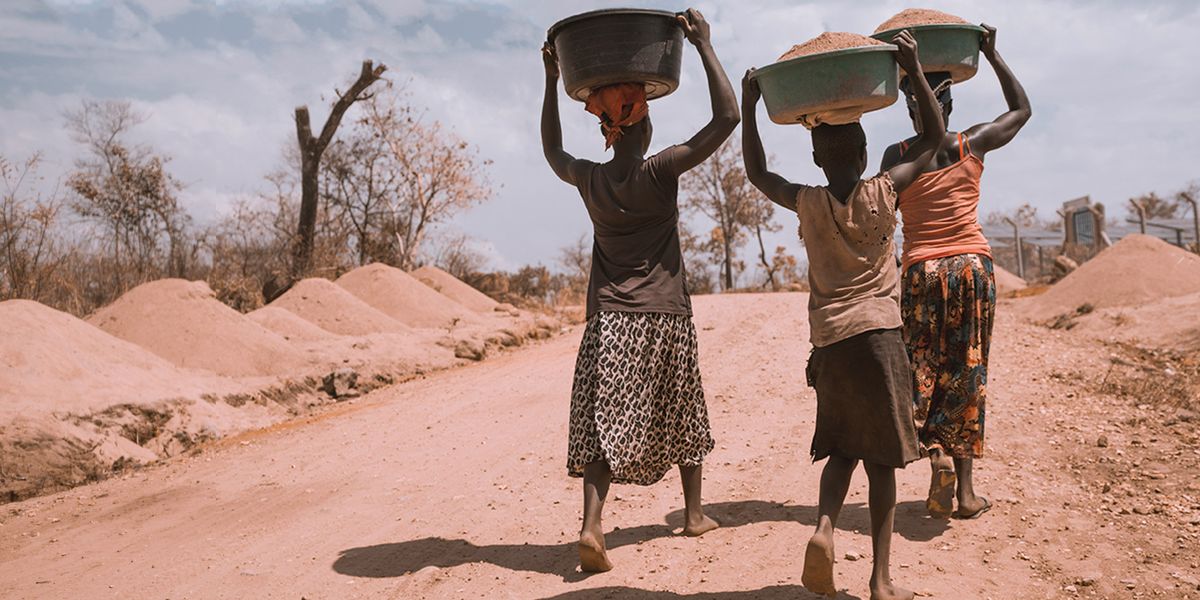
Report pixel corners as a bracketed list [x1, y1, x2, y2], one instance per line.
[897, 133, 992, 273]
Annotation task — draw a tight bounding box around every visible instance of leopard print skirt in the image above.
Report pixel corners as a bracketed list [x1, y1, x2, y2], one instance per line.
[567, 311, 714, 486]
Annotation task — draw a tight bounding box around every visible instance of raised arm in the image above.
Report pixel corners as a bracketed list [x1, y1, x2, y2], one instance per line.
[659, 8, 740, 176]
[963, 25, 1031, 156]
[540, 42, 589, 186]
[741, 69, 799, 211]
[886, 31, 946, 193]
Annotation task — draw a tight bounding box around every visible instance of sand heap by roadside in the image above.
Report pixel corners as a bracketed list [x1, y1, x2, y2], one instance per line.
[1022, 234, 1200, 320]
[993, 264, 1027, 296]
[247, 306, 338, 342]
[336, 263, 481, 329]
[269, 278, 412, 336]
[0, 299, 228, 416]
[412, 266, 499, 313]
[89, 279, 307, 378]
[875, 8, 969, 33]
[1065, 291, 1200, 352]
[778, 32, 887, 62]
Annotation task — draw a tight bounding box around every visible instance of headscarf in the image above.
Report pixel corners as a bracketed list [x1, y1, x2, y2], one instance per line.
[584, 83, 649, 149]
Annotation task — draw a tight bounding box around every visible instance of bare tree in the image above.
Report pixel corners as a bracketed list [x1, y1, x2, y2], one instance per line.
[292, 60, 386, 278]
[362, 90, 492, 269]
[0, 153, 68, 302]
[64, 100, 191, 291]
[1127, 192, 1180, 220]
[680, 135, 768, 291]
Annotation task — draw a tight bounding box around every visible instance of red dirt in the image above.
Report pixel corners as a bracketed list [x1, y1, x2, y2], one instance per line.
[268, 278, 413, 336]
[336, 263, 481, 329]
[2, 293, 1196, 598]
[778, 32, 887, 62]
[0, 299, 229, 417]
[1021, 234, 1200, 320]
[412, 265, 499, 313]
[874, 8, 969, 33]
[246, 306, 339, 342]
[89, 279, 306, 378]
[992, 264, 1027, 296]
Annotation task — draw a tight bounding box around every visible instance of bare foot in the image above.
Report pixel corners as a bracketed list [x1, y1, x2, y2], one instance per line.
[953, 496, 991, 520]
[682, 513, 720, 537]
[870, 581, 915, 600]
[927, 453, 956, 519]
[801, 528, 836, 597]
[578, 529, 613, 573]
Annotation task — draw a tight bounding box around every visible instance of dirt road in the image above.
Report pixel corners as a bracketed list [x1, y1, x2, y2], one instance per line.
[1, 293, 1196, 599]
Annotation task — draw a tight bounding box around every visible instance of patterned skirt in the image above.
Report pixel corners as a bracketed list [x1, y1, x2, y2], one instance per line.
[567, 311, 714, 486]
[901, 254, 996, 459]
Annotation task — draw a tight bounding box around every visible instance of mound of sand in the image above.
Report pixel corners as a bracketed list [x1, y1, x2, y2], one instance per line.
[412, 266, 499, 313]
[993, 264, 1027, 296]
[269, 278, 412, 336]
[247, 306, 338, 342]
[1068, 291, 1200, 352]
[89, 279, 306, 378]
[0, 299, 225, 416]
[1023, 235, 1200, 320]
[336, 263, 480, 329]
[875, 8, 969, 33]
[779, 32, 887, 62]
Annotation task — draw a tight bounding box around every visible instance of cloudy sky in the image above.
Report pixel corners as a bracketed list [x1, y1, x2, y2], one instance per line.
[2, 0, 1197, 274]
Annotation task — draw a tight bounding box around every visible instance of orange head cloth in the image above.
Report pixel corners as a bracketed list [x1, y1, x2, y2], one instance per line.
[584, 83, 649, 149]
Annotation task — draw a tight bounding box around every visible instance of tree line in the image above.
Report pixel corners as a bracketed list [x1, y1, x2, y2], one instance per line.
[1, 62, 801, 317]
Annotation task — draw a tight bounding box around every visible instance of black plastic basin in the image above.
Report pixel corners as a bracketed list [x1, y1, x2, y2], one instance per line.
[548, 8, 684, 102]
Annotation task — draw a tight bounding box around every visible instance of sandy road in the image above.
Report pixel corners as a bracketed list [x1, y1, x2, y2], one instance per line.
[1, 292, 1193, 599]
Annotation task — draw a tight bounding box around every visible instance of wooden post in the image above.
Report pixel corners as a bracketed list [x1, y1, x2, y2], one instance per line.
[1003, 216, 1024, 280]
[1129, 199, 1146, 234]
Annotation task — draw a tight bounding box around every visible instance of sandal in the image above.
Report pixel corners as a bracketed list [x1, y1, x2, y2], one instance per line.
[926, 462, 956, 519]
[953, 497, 992, 520]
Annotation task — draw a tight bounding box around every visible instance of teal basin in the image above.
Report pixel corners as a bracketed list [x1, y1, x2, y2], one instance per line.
[752, 45, 898, 126]
[871, 24, 985, 83]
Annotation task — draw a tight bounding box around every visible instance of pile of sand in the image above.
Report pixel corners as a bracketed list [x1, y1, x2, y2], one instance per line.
[1022, 235, 1200, 320]
[89, 279, 306, 378]
[1068, 291, 1200, 352]
[993, 264, 1027, 296]
[0, 300, 226, 416]
[412, 266, 499, 313]
[875, 8, 969, 33]
[336, 263, 480, 329]
[269, 278, 412, 336]
[247, 306, 338, 342]
[778, 32, 887, 62]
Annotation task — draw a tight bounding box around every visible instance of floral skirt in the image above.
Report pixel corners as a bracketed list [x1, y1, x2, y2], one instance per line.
[901, 254, 996, 459]
[567, 311, 714, 486]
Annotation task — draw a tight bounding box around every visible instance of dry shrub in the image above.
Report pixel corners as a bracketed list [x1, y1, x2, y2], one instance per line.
[1097, 343, 1200, 412]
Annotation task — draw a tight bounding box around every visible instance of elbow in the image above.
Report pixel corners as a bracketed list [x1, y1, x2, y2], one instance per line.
[716, 110, 741, 134]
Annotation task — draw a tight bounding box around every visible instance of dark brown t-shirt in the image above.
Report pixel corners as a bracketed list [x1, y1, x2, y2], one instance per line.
[575, 148, 691, 318]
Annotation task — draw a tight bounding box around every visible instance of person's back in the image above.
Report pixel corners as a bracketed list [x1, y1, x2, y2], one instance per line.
[575, 152, 690, 317]
[794, 175, 902, 348]
[741, 31, 944, 600]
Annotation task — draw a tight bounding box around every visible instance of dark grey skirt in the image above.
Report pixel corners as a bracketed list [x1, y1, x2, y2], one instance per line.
[806, 328, 921, 468]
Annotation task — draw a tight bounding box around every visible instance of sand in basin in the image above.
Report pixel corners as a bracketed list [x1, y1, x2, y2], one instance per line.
[1022, 234, 1200, 320]
[336, 263, 481, 329]
[993, 264, 1027, 296]
[269, 278, 412, 336]
[778, 32, 887, 62]
[89, 279, 306, 378]
[0, 299, 224, 416]
[875, 8, 969, 33]
[412, 266, 499, 313]
[247, 306, 338, 341]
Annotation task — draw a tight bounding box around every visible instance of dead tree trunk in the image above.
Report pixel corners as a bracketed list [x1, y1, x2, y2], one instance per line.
[291, 60, 386, 279]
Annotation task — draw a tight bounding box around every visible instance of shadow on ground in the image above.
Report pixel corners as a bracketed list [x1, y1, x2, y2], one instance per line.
[334, 498, 946, 586]
[333, 524, 672, 583]
[666, 499, 950, 542]
[535, 585, 864, 599]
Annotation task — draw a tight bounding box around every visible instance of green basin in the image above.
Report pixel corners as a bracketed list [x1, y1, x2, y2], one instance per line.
[752, 45, 898, 126]
[871, 24, 985, 83]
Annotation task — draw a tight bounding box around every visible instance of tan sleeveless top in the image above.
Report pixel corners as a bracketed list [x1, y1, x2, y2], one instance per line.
[795, 174, 902, 348]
